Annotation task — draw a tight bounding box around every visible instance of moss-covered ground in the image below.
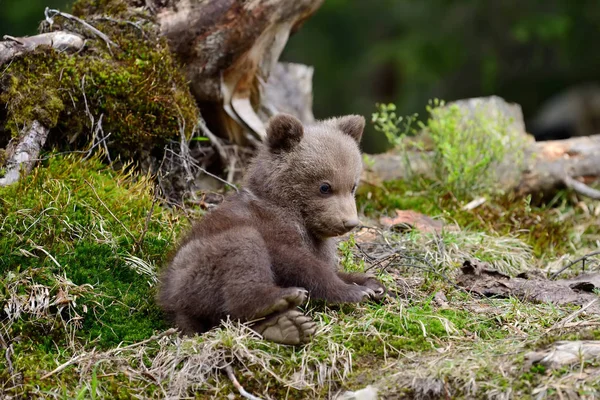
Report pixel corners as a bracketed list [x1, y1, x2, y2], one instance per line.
[0, 151, 599, 399]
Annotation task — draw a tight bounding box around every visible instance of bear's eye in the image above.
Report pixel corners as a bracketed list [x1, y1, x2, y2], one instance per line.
[319, 183, 332, 194]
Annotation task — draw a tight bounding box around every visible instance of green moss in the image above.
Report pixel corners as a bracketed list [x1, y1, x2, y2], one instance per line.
[72, 0, 129, 17]
[0, 153, 183, 350]
[0, 9, 197, 161]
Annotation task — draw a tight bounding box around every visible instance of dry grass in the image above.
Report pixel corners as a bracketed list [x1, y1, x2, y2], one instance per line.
[26, 317, 355, 399]
[353, 224, 533, 281]
[1, 268, 98, 348]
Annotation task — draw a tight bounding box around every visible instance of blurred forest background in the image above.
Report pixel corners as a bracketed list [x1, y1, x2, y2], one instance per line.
[1, 0, 599, 152]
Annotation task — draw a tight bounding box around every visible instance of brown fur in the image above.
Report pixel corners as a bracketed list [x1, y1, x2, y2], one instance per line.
[157, 113, 386, 337]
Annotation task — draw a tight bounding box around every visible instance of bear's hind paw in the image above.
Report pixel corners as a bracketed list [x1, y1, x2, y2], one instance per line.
[254, 309, 316, 345]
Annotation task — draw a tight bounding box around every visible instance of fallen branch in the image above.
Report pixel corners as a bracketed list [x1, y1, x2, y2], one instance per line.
[0, 31, 84, 65]
[0, 121, 50, 187]
[547, 299, 598, 331]
[550, 250, 600, 279]
[45, 7, 117, 49]
[40, 352, 91, 380]
[564, 175, 600, 200]
[363, 97, 600, 200]
[525, 341, 600, 369]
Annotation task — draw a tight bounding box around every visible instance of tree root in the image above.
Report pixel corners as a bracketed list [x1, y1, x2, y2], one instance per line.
[0, 121, 49, 187]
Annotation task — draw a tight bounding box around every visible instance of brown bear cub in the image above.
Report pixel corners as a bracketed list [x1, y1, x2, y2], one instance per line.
[157, 113, 386, 345]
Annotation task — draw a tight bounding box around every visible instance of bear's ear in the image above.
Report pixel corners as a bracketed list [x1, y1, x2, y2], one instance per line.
[336, 115, 365, 143]
[266, 114, 304, 152]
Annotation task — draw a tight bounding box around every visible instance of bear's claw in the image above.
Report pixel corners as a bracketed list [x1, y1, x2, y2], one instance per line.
[253, 287, 308, 319]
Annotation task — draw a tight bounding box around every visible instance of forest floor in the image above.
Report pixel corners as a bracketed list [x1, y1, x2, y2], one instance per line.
[1, 152, 600, 399]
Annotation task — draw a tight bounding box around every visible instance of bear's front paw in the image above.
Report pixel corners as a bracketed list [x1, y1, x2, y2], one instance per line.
[253, 287, 308, 319]
[363, 277, 386, 301]
[345, 284, 377, 303]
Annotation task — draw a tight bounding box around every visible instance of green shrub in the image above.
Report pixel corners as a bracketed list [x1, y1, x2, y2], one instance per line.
[372, 99, 525, 200]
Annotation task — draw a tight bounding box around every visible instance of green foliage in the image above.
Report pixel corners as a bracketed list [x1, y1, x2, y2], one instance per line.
[0, 152, 597, 398]
[372, 103, 418, 148]
[0, 0, 69, 36]
[282, 0, 600, 153]
[71, 0, 128, 17]
[0, 8, 198, 161]
[374, 99, 525, 201]
[339, 300, 507, 356]
[426, 99, 521, 198]
[338, 234, 366, 273]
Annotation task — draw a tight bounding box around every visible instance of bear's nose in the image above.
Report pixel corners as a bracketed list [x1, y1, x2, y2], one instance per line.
[343, 219, 360, 231]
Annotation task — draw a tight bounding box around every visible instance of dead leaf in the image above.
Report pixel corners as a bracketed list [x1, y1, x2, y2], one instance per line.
[433, 291, 449, 308]
[462, 197, 487, 211]
[353, 227, 379, 244]
[379, 210, 446, 234]
[53, 289, 71, 306]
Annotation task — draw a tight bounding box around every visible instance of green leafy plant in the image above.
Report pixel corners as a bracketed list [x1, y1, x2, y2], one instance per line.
[372, 103, 418, 148]
[373, 99, 525, 200]
[372, 103, 419, 177]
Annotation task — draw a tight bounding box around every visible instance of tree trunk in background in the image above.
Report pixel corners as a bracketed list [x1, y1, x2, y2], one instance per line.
[150, 0, 322, 145]
[0, 0, 322, 189]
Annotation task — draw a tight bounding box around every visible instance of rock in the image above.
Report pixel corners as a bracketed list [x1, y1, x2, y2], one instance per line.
[337, 385, 379, 400]
[450, 95, 528, 140]
[529, 83, 600, 141]
[448, 96, 533, 189]
[433, 291, 449, 308]
[525, 341, 600, 369]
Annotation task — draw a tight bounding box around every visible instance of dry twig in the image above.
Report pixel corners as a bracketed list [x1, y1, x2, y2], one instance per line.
[45, 7, 118, 49]
[223, 364, 263, 400]
[550, 250, 600, 279]
[564, 176, 600, 200]
[41, 328, 178, 380]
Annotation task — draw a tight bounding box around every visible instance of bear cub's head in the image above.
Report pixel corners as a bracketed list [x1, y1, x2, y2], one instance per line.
[245, 113, 365, 239]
